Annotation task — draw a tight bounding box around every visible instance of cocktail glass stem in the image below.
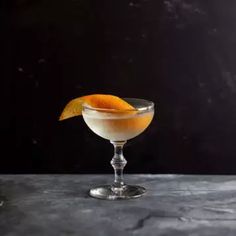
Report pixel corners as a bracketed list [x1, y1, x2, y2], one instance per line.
[110, 141, 127, 192]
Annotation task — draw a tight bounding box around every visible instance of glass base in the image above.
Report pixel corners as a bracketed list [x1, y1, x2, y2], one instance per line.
[89, 185, 146, 200]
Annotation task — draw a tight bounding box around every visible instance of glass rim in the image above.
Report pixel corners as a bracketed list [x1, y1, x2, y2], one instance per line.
[82, 98, 155, 113]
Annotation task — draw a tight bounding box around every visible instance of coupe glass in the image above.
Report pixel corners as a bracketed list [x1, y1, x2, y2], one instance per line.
[82, 98, 154, 200]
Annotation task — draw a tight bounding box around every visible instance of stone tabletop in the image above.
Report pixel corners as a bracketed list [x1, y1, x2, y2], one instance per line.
[0, 175, 236, 236]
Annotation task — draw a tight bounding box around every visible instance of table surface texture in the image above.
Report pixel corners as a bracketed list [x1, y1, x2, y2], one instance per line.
[0, 174, 236, 236]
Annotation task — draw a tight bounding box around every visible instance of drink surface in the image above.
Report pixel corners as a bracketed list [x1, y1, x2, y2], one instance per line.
[82, 109, 154, 141]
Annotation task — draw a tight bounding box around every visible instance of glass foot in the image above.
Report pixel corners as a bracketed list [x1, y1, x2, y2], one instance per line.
[89, 185, 146, 200]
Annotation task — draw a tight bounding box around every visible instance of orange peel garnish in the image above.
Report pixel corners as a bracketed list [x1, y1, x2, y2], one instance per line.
[59, 94, 135, 121]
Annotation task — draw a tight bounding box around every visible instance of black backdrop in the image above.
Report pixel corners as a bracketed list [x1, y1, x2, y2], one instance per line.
[2, 0, 236, 174]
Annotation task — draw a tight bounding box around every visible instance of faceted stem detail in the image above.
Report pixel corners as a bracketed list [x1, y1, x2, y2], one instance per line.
[110, 141, 127, 191]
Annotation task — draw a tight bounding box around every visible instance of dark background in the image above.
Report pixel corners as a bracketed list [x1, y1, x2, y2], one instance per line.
[2, 0, 236, 174]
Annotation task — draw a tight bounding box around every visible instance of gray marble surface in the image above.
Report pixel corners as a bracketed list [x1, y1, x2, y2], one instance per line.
[0, 175, 236, 236]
